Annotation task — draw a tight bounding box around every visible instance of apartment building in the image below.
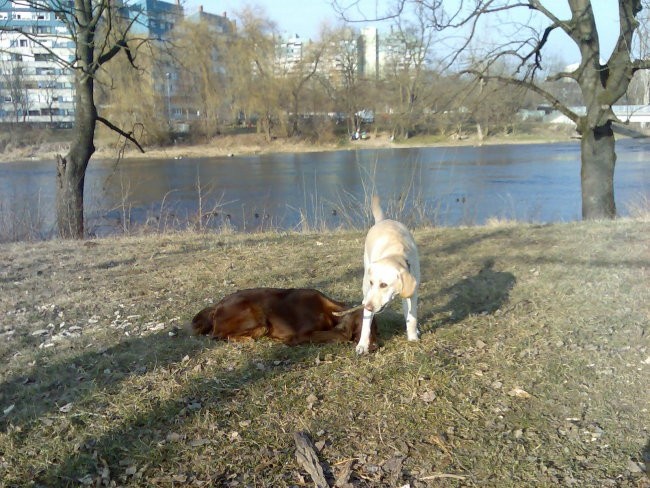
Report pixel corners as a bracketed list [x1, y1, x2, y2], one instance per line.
[126, 0, 183, 38]
[275, 33, 304, 74]
[0, 1, 75, 126]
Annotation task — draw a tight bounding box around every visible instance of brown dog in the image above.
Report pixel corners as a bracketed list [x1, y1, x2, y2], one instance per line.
[189, 288, 378, 349]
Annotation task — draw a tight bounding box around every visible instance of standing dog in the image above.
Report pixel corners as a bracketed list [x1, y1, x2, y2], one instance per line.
[189, 288, 378, 349]
[355, 196, 420, 354]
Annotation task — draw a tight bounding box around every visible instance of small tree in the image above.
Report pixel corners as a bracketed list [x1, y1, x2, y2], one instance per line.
[280, 38, 325, 138]
[173, 17, 230, 140]
[222, 7, 281, 142]
[380, 7, 436, 139]
[318, 26, 368, 136]
[0, 58, 30, 123]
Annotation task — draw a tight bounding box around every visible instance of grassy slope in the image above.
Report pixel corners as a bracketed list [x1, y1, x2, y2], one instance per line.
[0, 220, 648, 487]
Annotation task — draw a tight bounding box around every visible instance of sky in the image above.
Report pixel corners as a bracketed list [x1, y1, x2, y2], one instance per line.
[184, 0, 622, 64]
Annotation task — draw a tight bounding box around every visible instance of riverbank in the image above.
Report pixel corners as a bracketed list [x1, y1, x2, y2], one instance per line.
[0, 125, 579, 163]
[1, 219, 648, 486]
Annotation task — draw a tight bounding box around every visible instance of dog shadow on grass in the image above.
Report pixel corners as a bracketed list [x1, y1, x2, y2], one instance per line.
[422, 258, 516, 332]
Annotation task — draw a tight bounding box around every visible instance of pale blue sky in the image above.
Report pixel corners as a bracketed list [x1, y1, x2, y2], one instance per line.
[186, 0, 622, 64]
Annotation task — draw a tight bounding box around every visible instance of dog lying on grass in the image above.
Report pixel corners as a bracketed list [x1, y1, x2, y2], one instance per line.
[189, 288, 379, 350]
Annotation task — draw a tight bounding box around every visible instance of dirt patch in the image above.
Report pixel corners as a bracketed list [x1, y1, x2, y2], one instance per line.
[0, 220, 648, 486]
[0, 125, 581, 163]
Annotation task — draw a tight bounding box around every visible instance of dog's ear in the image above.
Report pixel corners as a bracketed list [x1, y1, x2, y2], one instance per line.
[399, 269, 417, 298]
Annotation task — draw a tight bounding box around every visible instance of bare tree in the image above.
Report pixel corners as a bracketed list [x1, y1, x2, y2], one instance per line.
[0, 58, 30, 123]
[380, 7, 436, 139]
[222, 7, 281, 142]
[318, 26, 368, 136]
[172, 17, 230, 140]
[281, 39, 325, 137]
[335, 0, 649, 220]
[0, 1, 145, 238]
[97, 37, 170, 146]
[628, 3, 650, 126]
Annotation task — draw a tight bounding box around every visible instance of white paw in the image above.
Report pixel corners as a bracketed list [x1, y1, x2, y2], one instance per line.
[356, 342, 370, 355]
[407, 330, 420, 342]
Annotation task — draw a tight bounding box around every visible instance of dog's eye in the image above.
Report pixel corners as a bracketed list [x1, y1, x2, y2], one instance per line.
[380, 282, 387, 289]
[369, 280, 374, 286]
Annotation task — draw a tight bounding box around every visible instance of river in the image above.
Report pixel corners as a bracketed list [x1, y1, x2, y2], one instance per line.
[0, 139, 648, 239]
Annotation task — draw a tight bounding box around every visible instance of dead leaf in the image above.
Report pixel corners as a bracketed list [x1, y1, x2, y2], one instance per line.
[307, 393, 318, 409]
[188, 439, 210, 447]
[59, 402, 73, 413]
[508, 387, 532, 399]
[420, 391, 437, 403]
[77, 474, 94, 485]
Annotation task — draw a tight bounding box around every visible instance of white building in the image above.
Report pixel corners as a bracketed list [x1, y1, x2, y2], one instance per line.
[0, 4, 75, 126]
[275, 33, 304, 74]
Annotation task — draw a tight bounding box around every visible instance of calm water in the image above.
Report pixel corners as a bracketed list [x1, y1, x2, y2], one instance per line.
[1, 139, 649, 238]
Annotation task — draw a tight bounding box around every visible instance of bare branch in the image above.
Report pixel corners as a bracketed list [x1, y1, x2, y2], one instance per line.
[464, 70, 580, 124]
[96, 116, 145, 153]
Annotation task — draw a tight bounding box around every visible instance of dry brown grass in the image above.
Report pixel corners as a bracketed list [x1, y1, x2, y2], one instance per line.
[0, 220, 648, 487]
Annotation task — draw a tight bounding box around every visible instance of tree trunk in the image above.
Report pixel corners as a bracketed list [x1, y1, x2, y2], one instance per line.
[56, 153, 87, 239]
[55, 21, 97, 239]
[580, 120, 616, 220]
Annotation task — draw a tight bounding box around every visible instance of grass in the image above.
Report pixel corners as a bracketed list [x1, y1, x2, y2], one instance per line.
[0, 219, 648, 487]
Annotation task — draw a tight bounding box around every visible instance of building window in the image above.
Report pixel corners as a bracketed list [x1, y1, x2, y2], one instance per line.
[19, 39, 28, 47]
[34, 53, 55, 62]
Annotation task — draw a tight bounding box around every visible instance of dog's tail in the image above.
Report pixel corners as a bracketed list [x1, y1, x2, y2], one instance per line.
[371, 195, 385, 223]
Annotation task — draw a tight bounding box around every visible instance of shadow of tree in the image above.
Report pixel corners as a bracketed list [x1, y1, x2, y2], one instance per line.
[0, 331, 216, 434]
[0, 301, 376, 485]
[642, 438, 650, 472]
[429, 258, 516, 329]
[30, 341, 340, 486]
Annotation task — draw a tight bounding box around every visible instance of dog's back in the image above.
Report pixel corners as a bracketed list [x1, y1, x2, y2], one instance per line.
[366, 196, 417, 264]
[189, 288, 378, 348]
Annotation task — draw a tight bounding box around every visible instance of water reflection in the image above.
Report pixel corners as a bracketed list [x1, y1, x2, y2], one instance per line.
[0, 139, 648, 239]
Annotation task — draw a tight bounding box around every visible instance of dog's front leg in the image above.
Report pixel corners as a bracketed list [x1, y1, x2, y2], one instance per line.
[355, 309, 374, 354]
[403, 293, 419, 341]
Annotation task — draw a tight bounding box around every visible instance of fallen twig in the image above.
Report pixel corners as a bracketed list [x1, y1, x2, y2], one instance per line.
[294, 431, 330, 488]
[420, 473, 467, 481]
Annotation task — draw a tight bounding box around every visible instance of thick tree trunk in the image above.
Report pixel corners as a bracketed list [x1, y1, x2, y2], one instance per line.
[580, 120, 616, 220]
[55, 17, 97, 239]
[56, 154, 87, 239]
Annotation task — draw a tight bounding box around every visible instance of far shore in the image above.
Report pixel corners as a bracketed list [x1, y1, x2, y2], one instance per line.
[0, 127, 582, 164]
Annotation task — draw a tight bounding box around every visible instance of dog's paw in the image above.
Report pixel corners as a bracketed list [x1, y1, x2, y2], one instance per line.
[407, 330, 420, 342]
[356, 342, 370, 355]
